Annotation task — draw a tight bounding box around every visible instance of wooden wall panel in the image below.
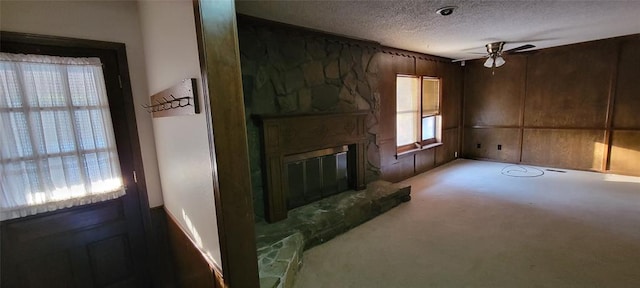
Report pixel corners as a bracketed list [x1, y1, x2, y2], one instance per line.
[524, 41, 615, 128]
[165, 210, 222, 288]
[377, 53, 397, 142]
[381, 155, 414, 183]
[464, 55, 526, 127]
[463, 35, 640, 176]
[442, 63, 462, 130]
[415, 149, 436, 174]
[613, 37, 640, 129]
[416, 58, 438, 76]
[522, 129, 606, 170]
[378, 139, 398, 168]
[609, 130, 640, 174]
[436, 128, 459, 165]
[463, 128, 520, 162]
[393, 54, 416, 75]
[149, 207, 177, 287]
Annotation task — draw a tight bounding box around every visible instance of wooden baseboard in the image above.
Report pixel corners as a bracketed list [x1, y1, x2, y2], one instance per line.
[164, 208, 225, 288]
[213, 267, 225, 288]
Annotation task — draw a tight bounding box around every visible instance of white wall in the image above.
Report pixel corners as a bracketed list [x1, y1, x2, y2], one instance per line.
[137, 0, 221, 268]
[0, 0, 164, 207]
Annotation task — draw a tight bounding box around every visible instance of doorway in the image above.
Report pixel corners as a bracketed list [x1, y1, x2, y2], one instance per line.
[1, 32, 151, 287]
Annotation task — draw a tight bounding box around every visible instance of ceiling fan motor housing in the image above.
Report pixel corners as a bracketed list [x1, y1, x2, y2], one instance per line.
[486, 42, 505, 54]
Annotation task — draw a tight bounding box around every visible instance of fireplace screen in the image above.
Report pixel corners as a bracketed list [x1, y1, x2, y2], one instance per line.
[285, 146, 349, 209]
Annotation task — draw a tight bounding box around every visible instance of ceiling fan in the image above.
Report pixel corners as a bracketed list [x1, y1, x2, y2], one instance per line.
[482, 42, 535, 68]
[454, 42, 536, 70]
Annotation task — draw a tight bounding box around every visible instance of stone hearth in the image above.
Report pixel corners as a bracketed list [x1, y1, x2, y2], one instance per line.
[255, 180, 411, 288]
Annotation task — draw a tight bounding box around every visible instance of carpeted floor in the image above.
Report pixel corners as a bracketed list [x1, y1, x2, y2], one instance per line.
[294, 159, 640, 288]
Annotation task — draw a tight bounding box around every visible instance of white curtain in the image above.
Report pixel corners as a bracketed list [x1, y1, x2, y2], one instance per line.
[0, 52, 126, 221]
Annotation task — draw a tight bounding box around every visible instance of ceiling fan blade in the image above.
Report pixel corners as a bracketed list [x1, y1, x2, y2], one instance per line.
[452, 55, 488, 63]
[503, 44, 536, 53]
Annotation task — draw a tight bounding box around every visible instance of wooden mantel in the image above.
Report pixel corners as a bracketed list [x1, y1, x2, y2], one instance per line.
[256, 111, 369, 222]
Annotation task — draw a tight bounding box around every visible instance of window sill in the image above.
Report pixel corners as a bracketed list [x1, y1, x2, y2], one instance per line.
[396, 142, 443, 159]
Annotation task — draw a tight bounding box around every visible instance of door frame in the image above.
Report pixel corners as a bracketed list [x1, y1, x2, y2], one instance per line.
[0, 31, 154, 283]
[0, 31, 153, 236]
[193, 1, 260, 287]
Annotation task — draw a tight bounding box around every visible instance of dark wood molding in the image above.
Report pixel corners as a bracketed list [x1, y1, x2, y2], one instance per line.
[192, 0, 227, 277]
[602, 41, 622, 171]
[382, 46, 453, 63]
[518, 55, 529, 162]
[1, 31, 123, 50]
[195, 1, 260, 287]
[256, 112, 369, 222]
[610, 127, 640, 131]
[460, 63, 466, 159]
[467, 125, 608, 130]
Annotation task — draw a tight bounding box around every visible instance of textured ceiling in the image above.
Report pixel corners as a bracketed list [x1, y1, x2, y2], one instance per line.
[235, 0, 640, 61]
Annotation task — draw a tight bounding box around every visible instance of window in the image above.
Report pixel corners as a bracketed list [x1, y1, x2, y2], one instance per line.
[0, 53, 125, 221]
[396, 75, 441, 153]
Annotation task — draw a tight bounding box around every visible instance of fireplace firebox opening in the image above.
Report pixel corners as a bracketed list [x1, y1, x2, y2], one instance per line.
[284, 145, 350, 209]
[256, 112, 368, 222]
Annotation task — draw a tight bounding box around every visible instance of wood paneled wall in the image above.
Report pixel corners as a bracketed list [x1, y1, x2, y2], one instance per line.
[463, 35, 640, 176]
[165, 209, 224, 288]
[379, 54, 463, 182]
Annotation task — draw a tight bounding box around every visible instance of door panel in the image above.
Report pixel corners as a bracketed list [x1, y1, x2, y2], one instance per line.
[1, 33, 150, 287]
[3, 200, 141, 287]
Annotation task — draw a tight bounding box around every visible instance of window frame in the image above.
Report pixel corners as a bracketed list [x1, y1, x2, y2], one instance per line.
[395, 74, 442, 155]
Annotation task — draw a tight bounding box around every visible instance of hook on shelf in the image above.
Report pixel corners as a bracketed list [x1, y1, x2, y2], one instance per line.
[141, 94, 193, 113]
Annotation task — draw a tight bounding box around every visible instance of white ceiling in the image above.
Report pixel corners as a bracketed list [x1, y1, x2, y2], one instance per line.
[235, 0, 640, 61]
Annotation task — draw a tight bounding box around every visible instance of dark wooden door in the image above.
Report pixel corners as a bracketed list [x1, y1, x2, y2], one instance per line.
[1, 33, 150, 288]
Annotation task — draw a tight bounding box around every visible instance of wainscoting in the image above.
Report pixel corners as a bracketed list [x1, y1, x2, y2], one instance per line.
[156, 207, 225, 288]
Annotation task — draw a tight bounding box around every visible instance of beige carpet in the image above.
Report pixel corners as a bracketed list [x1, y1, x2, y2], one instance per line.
[294, 159, 640, 288]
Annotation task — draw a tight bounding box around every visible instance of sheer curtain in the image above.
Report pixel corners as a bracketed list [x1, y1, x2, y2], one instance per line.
[0, 52, 126, 221]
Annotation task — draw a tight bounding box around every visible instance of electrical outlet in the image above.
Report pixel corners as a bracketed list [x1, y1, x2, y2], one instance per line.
[477, 143, 481, 148]
[454, 151, 458, 158]
[498, 144, 502, 150]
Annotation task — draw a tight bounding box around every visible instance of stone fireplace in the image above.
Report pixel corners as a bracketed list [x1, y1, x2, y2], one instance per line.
[256, 112, 368, 222]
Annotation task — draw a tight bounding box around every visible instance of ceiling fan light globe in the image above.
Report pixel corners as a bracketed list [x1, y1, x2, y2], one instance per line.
[483, 57, 494, 68]
[495, 56, 506, 67]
